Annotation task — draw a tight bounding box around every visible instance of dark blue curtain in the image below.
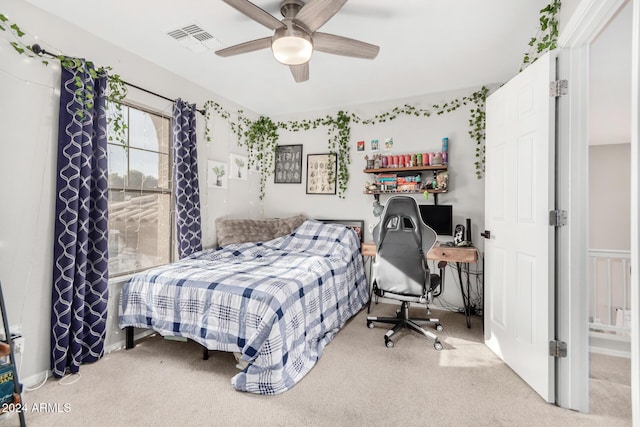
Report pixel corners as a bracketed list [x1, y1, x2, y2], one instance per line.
[173, 99, 202, 258]
[51, 61, 109, 377]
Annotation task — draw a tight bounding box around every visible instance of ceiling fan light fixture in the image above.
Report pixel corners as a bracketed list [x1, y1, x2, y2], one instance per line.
[272, 26, 313, 65]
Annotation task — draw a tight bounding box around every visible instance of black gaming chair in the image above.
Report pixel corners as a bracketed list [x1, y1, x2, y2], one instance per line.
[366, 196, 445, 350]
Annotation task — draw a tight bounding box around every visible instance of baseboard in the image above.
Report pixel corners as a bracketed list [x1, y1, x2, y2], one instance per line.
[21, 369, 51, 389]
[589, 333, 631, 358]
[589, 346, 631, 359]
[18, 330, 155, 390]
[104, 329, 155, 354]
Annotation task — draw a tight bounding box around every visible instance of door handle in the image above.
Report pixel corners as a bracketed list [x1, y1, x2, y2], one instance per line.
[481, 230, 491, 239]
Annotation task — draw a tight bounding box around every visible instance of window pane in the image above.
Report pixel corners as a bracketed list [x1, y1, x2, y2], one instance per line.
[128, 108, 170, 153]
[108, 143, 128, 187]
[128, 148, 169, 190]
[107, 103, 173, 278]
[108, 191, 171, 276]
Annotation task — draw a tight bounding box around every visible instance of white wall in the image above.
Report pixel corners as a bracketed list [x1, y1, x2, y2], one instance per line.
[589, 143, 631, 250]
[265, 87, 487, 310]
[0, 0, 259, 383]
[560, 0, 584, 35]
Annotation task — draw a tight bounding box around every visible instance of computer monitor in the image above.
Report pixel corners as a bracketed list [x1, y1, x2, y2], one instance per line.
[418, 204, 453, 236]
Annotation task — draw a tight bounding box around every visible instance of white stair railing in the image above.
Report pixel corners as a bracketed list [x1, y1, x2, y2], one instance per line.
[588, 249, 631, 357]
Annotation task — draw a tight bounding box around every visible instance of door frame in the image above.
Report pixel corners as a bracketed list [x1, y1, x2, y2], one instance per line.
[556, 0, 637, 416]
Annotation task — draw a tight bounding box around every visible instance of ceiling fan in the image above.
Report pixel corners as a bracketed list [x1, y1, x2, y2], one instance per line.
[215, 0, 380, 82]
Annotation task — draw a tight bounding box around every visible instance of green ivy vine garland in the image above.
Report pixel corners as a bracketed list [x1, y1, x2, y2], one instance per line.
[204, 86, 488, 199]
[236, 115, 280, 200]
[521, 0, 561, 71]
[1, 13, 128, 146]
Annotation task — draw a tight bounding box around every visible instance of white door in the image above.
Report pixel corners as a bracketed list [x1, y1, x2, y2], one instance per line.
[484, 51, 556, 402]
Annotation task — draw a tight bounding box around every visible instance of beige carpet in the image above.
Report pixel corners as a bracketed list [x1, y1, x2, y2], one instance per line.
[2, 305, 632, 427]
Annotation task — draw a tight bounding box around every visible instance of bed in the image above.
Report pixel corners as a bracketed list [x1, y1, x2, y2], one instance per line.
[118, 219, 368, 394]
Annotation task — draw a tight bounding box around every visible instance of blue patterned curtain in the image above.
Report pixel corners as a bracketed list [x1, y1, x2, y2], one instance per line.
[51, 61, 109, 377]
[173, 99, 202, 258]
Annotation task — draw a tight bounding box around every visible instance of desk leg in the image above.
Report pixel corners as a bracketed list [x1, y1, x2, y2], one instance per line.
[366, 255, 374, 313]
[456, 262, 472, 328]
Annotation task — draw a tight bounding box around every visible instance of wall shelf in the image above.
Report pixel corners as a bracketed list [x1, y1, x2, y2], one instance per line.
[363, 164, 449, 203]
[363, 165, 447, 174]
[363, 189, 448, 196]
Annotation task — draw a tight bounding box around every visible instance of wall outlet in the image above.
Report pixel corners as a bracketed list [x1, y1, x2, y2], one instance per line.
[12, 336, 24, 354]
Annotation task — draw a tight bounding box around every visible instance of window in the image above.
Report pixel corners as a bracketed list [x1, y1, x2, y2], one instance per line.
[107, 104, 172, 277]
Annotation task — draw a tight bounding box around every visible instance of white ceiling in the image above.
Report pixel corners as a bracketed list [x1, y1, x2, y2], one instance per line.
[25, 0, 550, 115]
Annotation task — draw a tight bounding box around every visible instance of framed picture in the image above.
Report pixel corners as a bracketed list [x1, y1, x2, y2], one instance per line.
[306, 153, 337, 195]
[318, 219, 364, 242]
[208, 160, 228, 189]
[274, 144, 303, 183]
[229, 153, 248, 181]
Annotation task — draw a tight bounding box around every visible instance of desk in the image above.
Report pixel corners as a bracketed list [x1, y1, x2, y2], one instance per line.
[361, 241, 479, 328]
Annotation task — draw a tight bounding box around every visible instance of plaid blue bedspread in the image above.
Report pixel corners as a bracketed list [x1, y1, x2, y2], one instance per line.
[119, 220, 368, 394]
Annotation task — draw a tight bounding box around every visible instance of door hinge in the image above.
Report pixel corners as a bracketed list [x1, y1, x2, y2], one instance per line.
[549, 209, 567, 227]
[550, 80, 568, 97]
[549, 340, 568, 358]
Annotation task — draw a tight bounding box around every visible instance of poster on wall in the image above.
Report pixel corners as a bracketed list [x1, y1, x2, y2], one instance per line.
[306, 153, 337, 195]
[208, 160, 228, 189]
[274, 144, 303, 183]
[229, 153, 248, 181]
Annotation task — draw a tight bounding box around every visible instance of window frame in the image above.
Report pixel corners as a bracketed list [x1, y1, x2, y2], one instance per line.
[107, 100, 175, 278]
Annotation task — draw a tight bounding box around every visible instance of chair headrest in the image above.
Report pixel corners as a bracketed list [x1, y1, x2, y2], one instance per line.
[373, 196, 437, 253]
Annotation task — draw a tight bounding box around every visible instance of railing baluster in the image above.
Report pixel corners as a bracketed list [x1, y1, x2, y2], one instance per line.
[606, 257, 612, 326]
[591, 256, 597, 322]
[589, 249, 631, 332]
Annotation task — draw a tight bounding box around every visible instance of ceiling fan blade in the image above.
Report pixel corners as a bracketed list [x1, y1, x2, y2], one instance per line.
[222, 0, 284, 30]
[215, 37, 272, 57]
[294, 0, 347, 32]
[313, 32, 380, 59]
[290, 63, 309, 82]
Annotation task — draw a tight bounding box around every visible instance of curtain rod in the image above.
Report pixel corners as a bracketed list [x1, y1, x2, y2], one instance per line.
[31, 44, 205, 115]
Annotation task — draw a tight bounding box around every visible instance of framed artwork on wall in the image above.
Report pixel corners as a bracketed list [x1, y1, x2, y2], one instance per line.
[229, 153, 248, 181]
[306, 153, 337, 195]
[274, 144, 303, 183]
[208, 160, 228, 189]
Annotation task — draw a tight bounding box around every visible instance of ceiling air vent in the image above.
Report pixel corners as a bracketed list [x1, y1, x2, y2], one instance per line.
[166, 24, 222, 52]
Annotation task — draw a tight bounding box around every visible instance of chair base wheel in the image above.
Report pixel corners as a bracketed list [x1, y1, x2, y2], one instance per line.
[434, 341, 443, 351]
[367, 321, 375, 329]
[385, 337, 394, 348]
[435, 323, 444, 332]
